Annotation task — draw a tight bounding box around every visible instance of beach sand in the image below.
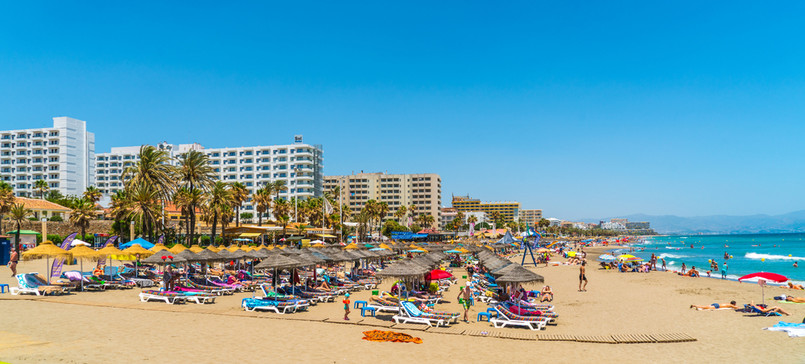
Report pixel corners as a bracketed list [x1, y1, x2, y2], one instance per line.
[1, 247, 803, 363]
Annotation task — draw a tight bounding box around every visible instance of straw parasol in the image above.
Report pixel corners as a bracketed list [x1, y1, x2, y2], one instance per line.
[254, 253, 302, 270]
[174, 249, 200, 262]
[67, 245, 102, 290]
[193, 249, 223, 262]
[142, 250, 187, 264]
[188, 244, 205, 253]
[206, 245, 222, 253]
[150, 243, 168, 252]
[121, 244, 155, 258]
[376, 260, 429, 278]
[21, 241, 72, 284]
[168, 244, 187, 254]
[494, 265, 544, 284]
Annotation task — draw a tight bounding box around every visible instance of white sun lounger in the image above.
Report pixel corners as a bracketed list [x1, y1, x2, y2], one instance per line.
[138, 291, 187, 304]
[490, 306, 549, 331]
[392, 301, 446, 327]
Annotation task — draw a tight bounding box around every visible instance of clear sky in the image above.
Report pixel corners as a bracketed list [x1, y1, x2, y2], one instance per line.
[2, 2, 804, 220]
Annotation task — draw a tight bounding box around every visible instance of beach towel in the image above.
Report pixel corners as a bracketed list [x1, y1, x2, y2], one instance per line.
[361, 330, 422, 344]
[764, 322, 805, 338]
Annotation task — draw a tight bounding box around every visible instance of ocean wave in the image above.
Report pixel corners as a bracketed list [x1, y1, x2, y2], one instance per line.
[658, 253, 689, 259]
[744, 252, 805, 261]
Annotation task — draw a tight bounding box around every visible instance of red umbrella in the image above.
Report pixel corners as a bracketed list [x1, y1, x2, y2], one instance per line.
[425, 269, 453, 280]
[739, 272, 788, 302]
[738, 272, 788, 283]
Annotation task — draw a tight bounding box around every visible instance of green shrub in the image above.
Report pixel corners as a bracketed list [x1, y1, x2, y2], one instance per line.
[49, 215, 63, 222]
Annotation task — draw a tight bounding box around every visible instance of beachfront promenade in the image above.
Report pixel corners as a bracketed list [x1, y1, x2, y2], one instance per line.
[1, 247, 803, 363]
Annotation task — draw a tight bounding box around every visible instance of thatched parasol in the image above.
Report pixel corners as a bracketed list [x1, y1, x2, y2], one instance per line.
[206, 245, 222, 253]
[254, 253, 302, 270]
[174, 249, 200, 261]
[494, 265, 545, 284]
[150, 243, 168, 252]
[490, 262, 519, 276]
[121, 244, 155, 258]
[376, 261, 429, 278]
[193, 249, 223, 262]
[21, 241, 71, 284]
[168, 244, 187, 254]
[142, 250, 187, 264]
[188, 244, 205, 253]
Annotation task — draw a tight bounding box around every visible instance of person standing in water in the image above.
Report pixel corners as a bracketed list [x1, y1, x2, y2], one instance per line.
[722, 262, 728, 279]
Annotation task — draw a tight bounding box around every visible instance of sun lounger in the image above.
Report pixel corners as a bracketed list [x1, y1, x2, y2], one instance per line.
[241, 297, 306, 314]
[10, 273, 68, 296]
[393, 301, 455, 327]
[490, 305, 549, 331]
[745, 304, 782, 317]
[186, 278, 234, 295]
[139, 290, 188, 304]
[368, 296, 401, 313]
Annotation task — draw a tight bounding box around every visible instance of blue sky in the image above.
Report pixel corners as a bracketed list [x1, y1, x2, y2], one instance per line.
[2, 2, 804, 219]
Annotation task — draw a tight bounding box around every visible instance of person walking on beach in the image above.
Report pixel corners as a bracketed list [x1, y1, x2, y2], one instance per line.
[457, 285, 472, 322]
[661, 258, 666, 271]
[8, 249, 18, 277]
[343, 293, 351, 320]
[579, 260, 587, 292]
[721, 262, 728, 279]
[681, 262, 686, 274]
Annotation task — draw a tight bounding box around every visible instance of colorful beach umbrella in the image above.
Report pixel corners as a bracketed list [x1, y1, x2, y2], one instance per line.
[598, 254, 616, 262]
[739, 272, 788, 302]
[425, 269, 453, 280]
[617, 254, 643, 262]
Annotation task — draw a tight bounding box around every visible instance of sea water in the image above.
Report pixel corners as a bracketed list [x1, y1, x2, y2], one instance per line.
[609, 233, 805, 285]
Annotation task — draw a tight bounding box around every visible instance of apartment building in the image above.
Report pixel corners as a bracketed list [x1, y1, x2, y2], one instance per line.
[0, 117, 95, 197]
[451, 195, 520, 223]
[95, 138, 324, 213]
[518, 209, 543, 225]
[323, 172, 441, 228]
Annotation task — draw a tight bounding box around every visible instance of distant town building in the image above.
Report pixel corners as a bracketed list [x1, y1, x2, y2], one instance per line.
[625, 221, 650, 230]
[440, 207, 457, 229]
[518, 209, 543, 225]
[323, 172, 441, 228]
[451, 195, 520, 223]
[1, 117, 95, 198]
[601, 221, 627, 230]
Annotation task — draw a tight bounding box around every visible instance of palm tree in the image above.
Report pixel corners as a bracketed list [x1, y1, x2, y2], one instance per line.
[393, 206, 406, 224]
[34, 180, 49, 199]
[376, 202, 389, 236]
[176, 150, 214, 244]
[109, 190, 130, 237]
[9, 203, 31, 255]
[0, 181, 14, 234]
[276, 215, 291, 239]
[363, 199, 378, 235]
[272, 198, 290, 222]
[204, 181, 233, 245]
[355, 210, 370, 240]
[69, 199, 96, 239]
[122, 145, 175, 202]
[407, 204, 417, 227]
[230, 182, 249, 227]
[83, 186, 102, 205]
[252, 186, 271, 226]
[467, 214, 478, 230]
[423, 214, 435, 230]
[125, 182, 162, 243]
[271, 180, 287, 201]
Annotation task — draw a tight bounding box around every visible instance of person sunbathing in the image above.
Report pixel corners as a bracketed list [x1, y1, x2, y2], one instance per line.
[684, 267, 700, 277]
[785, 296, 805, 303]
[749, 302, 790, 316]
[690, 301, 738, 310]
[787, 282, 804, 290]
[540, 285, 554, 302]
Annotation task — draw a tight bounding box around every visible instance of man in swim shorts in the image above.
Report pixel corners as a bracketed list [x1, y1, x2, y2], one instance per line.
[457, 285, 472, 322]
[690, 301, 738, 310]
[578, 260, 587, 292]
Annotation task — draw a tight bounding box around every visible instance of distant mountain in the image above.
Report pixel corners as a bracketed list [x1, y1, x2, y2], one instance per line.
[585, 210, 805, 235]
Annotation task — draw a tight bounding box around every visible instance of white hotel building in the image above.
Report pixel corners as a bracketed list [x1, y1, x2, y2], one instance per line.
[0, 117, 95, 197]
[95, 138, 324, 213]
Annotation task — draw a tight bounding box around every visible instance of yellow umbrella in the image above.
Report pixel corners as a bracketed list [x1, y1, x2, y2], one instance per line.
[240, 246, 254, 252]
[343, 243, 359, 250]
[226, 246, 240, 252]
[150, 243, 168, 252]
[188, 244, 204, 253]
[67, 245, 100, 290]
[169, 244, 187, 254]
[379, 243, 392, 250]
[21, 241, 71, 284]
[121, 244, 155, 258]
[206, 245, 221, 253]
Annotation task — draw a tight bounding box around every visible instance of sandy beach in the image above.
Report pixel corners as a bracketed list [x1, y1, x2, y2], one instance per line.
[1, 247, 803, 364]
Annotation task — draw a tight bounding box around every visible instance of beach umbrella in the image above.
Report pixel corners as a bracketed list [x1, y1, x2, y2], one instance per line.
[206, 245, 222, 253]
[617, 254, 642, 262]
[425, 269, 452, 280]
[121, 244, 155, 277]
[150, 243, 168, 252]
[188, 244, 205, 253]
[67, 245, 101, 291]
[168, 244, 187, 254]
[495, 265, 545, 284]
[739, 272, 789, 302]
[21, 241, 72, 284]
[598, 254, 616, 262]
[141, 251, 187, 264]
[71, 240, 91, 247]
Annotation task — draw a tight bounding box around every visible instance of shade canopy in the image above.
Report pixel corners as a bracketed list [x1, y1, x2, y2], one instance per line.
[254, 254, 303, 269]
[168, 244, 188, 254]
[119, 238, 154, 249]
[68, 245, 101, 260]
[738, 272, 788, 283]
[121, 244, 155, 258]
[494, 265, 545, 284]
[142, 251, 187, 264]
[21, 241, 70, 260]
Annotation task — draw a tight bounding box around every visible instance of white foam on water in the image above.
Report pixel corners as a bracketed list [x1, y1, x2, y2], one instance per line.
[658, 253, 689, 259]
[744, 252, 805, 261]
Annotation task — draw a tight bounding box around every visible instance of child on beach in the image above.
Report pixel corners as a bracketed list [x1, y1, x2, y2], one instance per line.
[343, 293, 351, 320]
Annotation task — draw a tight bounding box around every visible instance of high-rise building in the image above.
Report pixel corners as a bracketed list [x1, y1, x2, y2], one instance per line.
[1, 117, 95, 197]
[440, 207, 457, 229]
[518, 209, 543, 225]
[95, 138, 324, 215]
[451, 195, 520, 223]
[323, 172, 441, 229]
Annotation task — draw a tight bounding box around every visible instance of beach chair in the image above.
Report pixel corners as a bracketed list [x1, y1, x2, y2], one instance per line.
[186, 278, 234, 295]
[503, 302, 558, 323]
[745, 304, 782, 317]
[9, 274, 42, 296]
[138, 290, 188, 304]
[241, 298, 300, 314]
[368, 296, 401, 313]
[393, 301, 453, 327]
[490, 305, 549, 331]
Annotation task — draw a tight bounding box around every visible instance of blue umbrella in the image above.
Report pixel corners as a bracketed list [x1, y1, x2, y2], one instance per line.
[598, 254, 616, 262]
[445, 249, 462, 254]
[369, 248, 386, 251]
